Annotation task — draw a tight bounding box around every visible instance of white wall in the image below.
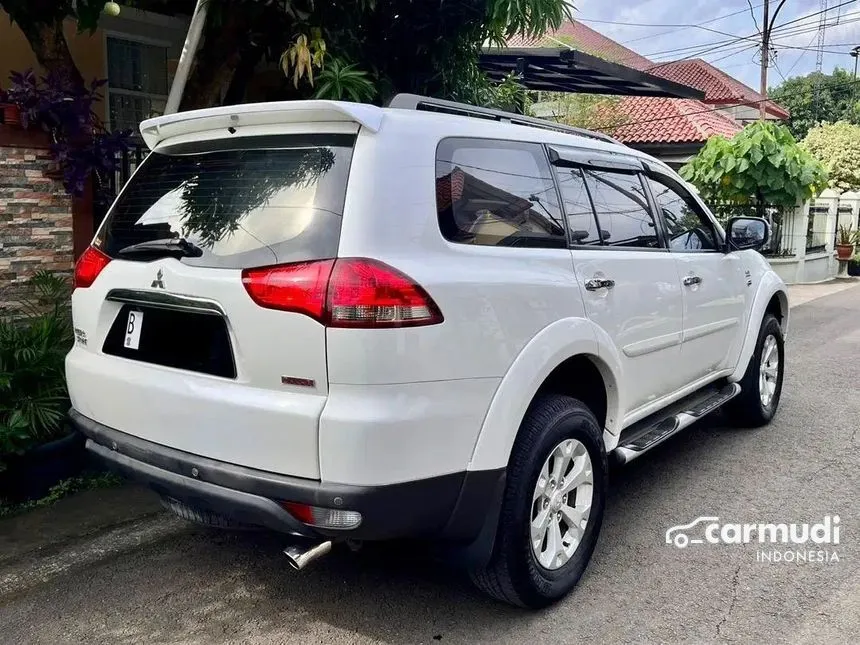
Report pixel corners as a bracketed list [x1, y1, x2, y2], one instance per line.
[766, 190, 860, 284]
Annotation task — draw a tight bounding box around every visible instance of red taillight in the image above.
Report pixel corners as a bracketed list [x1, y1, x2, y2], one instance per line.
[241, 259, 335, 320]
[326, 258, 443, 328]
[74, 246, 111, 288]
[241, 258, 443, 328]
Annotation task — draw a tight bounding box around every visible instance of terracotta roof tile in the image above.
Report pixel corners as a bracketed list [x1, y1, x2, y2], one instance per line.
[504, 21, 652, 70]
[646, 59, 789, 119]
[609, 97, 742, 144]
[502, 22, 782, 145]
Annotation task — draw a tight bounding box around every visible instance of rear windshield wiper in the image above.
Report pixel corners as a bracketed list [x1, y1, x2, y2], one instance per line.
[118, 237, 203, 259]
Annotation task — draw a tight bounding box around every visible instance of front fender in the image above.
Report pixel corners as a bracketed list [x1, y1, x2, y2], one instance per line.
[728, 272, 788, 382]
[467, 317, 623, 473]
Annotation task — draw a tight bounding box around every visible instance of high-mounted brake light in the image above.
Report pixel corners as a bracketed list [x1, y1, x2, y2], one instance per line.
[74, 246, 112, 288]
[241, 258, 443, 328]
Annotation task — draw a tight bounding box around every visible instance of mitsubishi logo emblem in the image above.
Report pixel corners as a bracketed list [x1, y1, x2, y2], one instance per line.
[151, 268, 165, 289]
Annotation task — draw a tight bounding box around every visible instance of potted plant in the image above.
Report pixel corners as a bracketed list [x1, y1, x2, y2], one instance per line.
[836, 224, 858, 260]
[0, 272, 85, 503]
[0, 102, 21, 127]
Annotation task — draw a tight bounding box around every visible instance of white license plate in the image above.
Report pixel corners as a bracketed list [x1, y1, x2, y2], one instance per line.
[123, 310, 144, 350]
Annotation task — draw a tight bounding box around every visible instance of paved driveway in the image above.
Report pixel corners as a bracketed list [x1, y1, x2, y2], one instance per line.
[2, 285, 859, 644]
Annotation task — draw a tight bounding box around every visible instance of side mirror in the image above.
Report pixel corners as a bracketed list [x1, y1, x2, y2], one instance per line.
[727, 217, 769, 251]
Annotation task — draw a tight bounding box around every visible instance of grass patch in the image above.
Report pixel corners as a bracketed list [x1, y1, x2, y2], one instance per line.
[0, 471, 124, 518]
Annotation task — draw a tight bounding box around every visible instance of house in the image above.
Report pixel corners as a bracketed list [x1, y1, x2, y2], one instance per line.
[504, 21, 789, 168]
[0, 6, 190, 284]
[0, 7, 190, 132]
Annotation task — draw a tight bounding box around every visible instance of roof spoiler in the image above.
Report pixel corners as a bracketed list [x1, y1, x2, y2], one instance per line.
[140, 101, 384, 149]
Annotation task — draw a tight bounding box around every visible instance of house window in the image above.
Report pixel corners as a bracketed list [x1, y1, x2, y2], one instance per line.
[107, 37, 169, 133]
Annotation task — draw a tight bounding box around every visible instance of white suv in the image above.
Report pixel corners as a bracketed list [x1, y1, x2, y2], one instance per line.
[67, 95, 788, 608]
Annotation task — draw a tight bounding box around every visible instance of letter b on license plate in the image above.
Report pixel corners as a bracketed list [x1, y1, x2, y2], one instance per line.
[124, 310, 144, 350]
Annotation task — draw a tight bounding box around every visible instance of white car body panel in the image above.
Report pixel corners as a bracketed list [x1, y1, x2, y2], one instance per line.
[467, 317, 622, 472]
[67, 100, 789, 494]
[570, 248, 684, 412]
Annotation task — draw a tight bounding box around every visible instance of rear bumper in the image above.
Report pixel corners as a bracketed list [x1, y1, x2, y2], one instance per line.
[71, 409, 504, 543]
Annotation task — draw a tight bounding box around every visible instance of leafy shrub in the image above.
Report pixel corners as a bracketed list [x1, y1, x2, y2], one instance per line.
[0, 69, 132, 196]
[0, 272, 74, 469]
[680, 121, 828, 208]
[801, 121, 860, 193]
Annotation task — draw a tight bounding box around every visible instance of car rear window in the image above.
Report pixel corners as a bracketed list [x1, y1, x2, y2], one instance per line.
[97, 134, 355, 268]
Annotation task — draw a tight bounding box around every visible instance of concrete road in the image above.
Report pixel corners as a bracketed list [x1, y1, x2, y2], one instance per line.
[3, 285, 859, 644]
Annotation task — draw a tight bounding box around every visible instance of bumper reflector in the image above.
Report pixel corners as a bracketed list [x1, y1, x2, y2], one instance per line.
[282, 501, 362, 530]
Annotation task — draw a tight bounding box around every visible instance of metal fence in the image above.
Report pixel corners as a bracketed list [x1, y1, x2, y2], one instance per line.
[806, 205, 829, 254]
[93, 142, 149, 230]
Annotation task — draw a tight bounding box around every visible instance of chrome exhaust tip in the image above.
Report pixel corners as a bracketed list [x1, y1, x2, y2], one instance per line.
[283, 540, 332, 570]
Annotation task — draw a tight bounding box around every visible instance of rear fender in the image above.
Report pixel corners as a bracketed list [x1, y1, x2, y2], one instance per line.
[467, 317, 623, 473]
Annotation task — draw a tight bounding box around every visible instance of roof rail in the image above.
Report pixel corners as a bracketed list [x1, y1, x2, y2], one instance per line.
[386, 93, 622, 146]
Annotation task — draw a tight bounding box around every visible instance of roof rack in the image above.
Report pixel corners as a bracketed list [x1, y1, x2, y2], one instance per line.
[386, 93, 622, 146]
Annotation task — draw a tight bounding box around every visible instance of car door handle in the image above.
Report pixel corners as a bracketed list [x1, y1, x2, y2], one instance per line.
[683, 275, 702, 286]
[585, 278, 616, 291]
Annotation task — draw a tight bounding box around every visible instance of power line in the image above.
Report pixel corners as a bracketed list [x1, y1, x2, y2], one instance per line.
[578, 5, 765, 29]
[604, 2, 860, 68]
[782, 33, 822, 77]
[644, 11, 860, 63]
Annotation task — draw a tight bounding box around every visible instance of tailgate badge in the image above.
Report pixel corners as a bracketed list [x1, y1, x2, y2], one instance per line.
[151, 268, 165, 289]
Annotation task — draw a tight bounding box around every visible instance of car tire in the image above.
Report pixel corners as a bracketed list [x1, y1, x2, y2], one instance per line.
[470, 394, 607, 608]
[726, 313, 784, 427]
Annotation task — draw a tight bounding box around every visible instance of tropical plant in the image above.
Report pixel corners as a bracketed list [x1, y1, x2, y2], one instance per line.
[280, 29, 326, 88]
[0, 69, 132, 196]
[313, 59, 376, 102]
[837, 223, 858, 246]
[680, 121, 828, 213]
[800, 121, 860, 193]
[0, 272, 74, 470]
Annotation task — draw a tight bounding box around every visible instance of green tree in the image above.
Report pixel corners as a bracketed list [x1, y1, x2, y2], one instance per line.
[3, 1, 571, 110]
[769, 68, 860, 140]
[534, 92, 623, 130]
[801, 121, 860, 193]
[0, 0, 110, 88]
[679, 121, 828, 213]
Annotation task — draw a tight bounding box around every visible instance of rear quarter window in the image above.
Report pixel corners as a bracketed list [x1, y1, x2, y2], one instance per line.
[98, 134, 355, 269]
[435, 138, 566, 248]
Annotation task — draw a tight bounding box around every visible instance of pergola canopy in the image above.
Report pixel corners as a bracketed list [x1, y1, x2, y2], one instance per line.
[480, 48, 705, 100]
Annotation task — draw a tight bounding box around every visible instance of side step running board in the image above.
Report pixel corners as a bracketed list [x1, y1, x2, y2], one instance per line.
[613, 383, 741, 464]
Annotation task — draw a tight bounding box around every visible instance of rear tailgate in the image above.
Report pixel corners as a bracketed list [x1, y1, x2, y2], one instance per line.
[67, 124, 358, 479]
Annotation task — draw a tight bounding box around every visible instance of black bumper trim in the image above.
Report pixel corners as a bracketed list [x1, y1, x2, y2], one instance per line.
[71, 409, 504, 542]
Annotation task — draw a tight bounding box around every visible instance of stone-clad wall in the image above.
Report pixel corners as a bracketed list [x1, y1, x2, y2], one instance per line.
[0, 132, 73, 308]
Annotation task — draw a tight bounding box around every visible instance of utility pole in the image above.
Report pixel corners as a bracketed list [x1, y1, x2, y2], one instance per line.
[758, 0, 790, 121]
[759, 0, 770, 120]
[164, 0, 208, 114]
[851, 46, 860, 102]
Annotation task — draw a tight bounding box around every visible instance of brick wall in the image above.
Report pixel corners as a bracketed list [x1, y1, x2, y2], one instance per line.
[0, 129, 74, 309]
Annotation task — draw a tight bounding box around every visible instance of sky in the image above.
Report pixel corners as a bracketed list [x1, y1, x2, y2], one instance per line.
[572, 0, 860, 90]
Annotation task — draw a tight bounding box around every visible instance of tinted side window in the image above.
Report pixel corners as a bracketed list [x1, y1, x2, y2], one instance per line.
[647, 177, 718, 252]
[555, 167, 601, 245]
[436, 139, 566, 248]
[582, 170, 661, 249]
